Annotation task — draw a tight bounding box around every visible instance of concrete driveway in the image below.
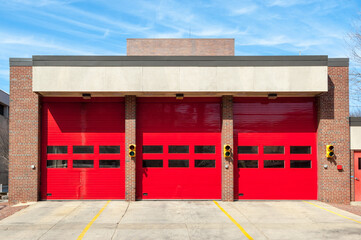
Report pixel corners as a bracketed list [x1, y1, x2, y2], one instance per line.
[0, 200, 360, 240]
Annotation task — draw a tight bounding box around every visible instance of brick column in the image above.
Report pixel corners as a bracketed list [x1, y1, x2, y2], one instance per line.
[222, 95, 234, 201]
[317, 66, 350, 203]
[351, 150, 355, 201]
[9, 65, 40, 204]
[125, 95, 136, 201]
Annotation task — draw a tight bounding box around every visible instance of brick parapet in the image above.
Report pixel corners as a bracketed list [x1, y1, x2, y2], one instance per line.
[125, 95, 136, 201]
[9, 66, 40, 204]
[127, 39, 234, 56]
[317, 66, 350, 203]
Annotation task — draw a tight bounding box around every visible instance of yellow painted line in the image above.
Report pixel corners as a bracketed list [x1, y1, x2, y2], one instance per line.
[213, 201, 253, 240]
[303, 201, 361, 224]
[77, 200, 111, 240]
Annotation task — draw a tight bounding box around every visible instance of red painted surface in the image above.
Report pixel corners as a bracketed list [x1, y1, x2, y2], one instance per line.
[41, 98, 125, 200]
[355, 151, 361, 201]
[234, 97, 317, 200]
[136, 98, 222, 199]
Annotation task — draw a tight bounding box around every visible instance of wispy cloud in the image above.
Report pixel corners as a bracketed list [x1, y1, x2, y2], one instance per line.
[231, 5, 258, 15]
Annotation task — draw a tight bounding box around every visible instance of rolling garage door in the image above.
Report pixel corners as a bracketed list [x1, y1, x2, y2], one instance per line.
[137, 98, 222, 200]
[41, 98, 125, 200]
[234, 98, 317, 200]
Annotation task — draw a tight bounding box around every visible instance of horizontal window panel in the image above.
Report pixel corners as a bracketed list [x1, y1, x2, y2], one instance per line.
[143, 160, 163, 168]
[194, 146, 215, 154]
[73, 146, 94, 154]
[238, 146, 258, 154]
[73, 160, 94, 168]
[99, 146, 120, 154]
[47, 146, 67, 154]
[169, 160, 189, 168]
[168, 145, 189, 154]
[47, 160, 67, 168]
[99, 160, 120, 168]
[290, 160, 311, 168]
[238, 160, 258, 168]
[143, 145, 163, 154]
[264, 146, 284, 154]
[195, 160, 216, 168]
[264, 160, 284, 168]
[290, 146, 311, 154]
[359, 158, 361, 170]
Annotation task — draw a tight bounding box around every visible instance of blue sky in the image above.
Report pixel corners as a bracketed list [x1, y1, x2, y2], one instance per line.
[0, 0, 360, 103]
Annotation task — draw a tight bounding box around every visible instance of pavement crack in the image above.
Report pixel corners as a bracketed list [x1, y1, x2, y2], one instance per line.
[110, 202, 130, 240]
[229, 203, 269, 240]
[37, 202, 82, 240]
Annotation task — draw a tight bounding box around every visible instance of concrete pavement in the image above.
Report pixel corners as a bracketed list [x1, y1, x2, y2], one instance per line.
[0, 200, 360, 240]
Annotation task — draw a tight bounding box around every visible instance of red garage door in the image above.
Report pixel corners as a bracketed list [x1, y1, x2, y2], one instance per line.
[234, 98, 317, 200]
[41, 98, 125, 200]
[137, 98, 221, 200]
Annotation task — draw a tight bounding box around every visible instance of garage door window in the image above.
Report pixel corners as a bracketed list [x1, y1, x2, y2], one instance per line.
[73, 146, 94, 154]
[169, 160, 189, 168]
[99, 160, 120, 168]
[168, 145, 189, 153]
[195, 160, 215, 168]
[73, 160, 94, 168]
[99, 146, 120, 154]
[290, 160, 311, 168]
[194, 146, 215, 153]
[264, 160, 284, 168]
[264, 146, 284, 154]
[238, 146, 258, 154]
[47, 160, 67, 168]
[290, 146, 311, 154]
[143, 160, 163, 168]
[143, 146, 163, 153]
[47, 146, 67, 154]
[238, 160, 258, 168]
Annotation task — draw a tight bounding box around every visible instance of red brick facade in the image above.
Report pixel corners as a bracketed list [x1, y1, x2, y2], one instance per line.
[221, 96, 234, 201]
[125, 95, 136, 201]
[127, 39, 235, 56]
[317, 66, 350, 203]
[8, 41, 352, 204]
[9, 66, 40, 204]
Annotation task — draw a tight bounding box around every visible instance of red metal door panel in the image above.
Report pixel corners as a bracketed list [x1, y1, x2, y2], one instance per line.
[234, 98, 317, 200]
[137, 98, 222, 199]
[41, 98, 125, 200]
[355, 151, 361, 201]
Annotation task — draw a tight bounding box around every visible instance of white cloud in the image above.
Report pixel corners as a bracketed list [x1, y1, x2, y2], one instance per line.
[231, 5, 258, 15]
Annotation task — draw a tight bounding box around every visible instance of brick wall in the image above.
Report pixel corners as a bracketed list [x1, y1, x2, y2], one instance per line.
[9, 66, 40, 204]
[127, 39, 234, 56]
[317, 66, 350, 203]
[125, 95, 136, 201]
[222, 96, 234, 201]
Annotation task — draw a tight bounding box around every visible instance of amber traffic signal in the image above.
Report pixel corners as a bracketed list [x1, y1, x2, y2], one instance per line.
[326, 145, 334, 158]
[129, 144, 136, 157]
[224, 144, 231, 158]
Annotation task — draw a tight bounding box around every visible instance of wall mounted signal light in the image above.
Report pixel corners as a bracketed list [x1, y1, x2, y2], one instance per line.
[326, 145, 334, 158]
[176, 93, 184, 100]
[224, 144, 232, 158]
[268, 93, 277, 100]
[82, 93, 91, 99]
[129, 144, 136, 157]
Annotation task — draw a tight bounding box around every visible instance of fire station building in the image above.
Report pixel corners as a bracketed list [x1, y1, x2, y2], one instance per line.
[9, 38, 355, 204]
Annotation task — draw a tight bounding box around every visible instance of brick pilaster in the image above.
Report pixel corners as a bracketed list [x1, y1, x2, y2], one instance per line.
[317, 66, 350, 203]
[125, 95, 136, 201]
[9, 66, 40, 204]
[222, 95, 234, 201]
